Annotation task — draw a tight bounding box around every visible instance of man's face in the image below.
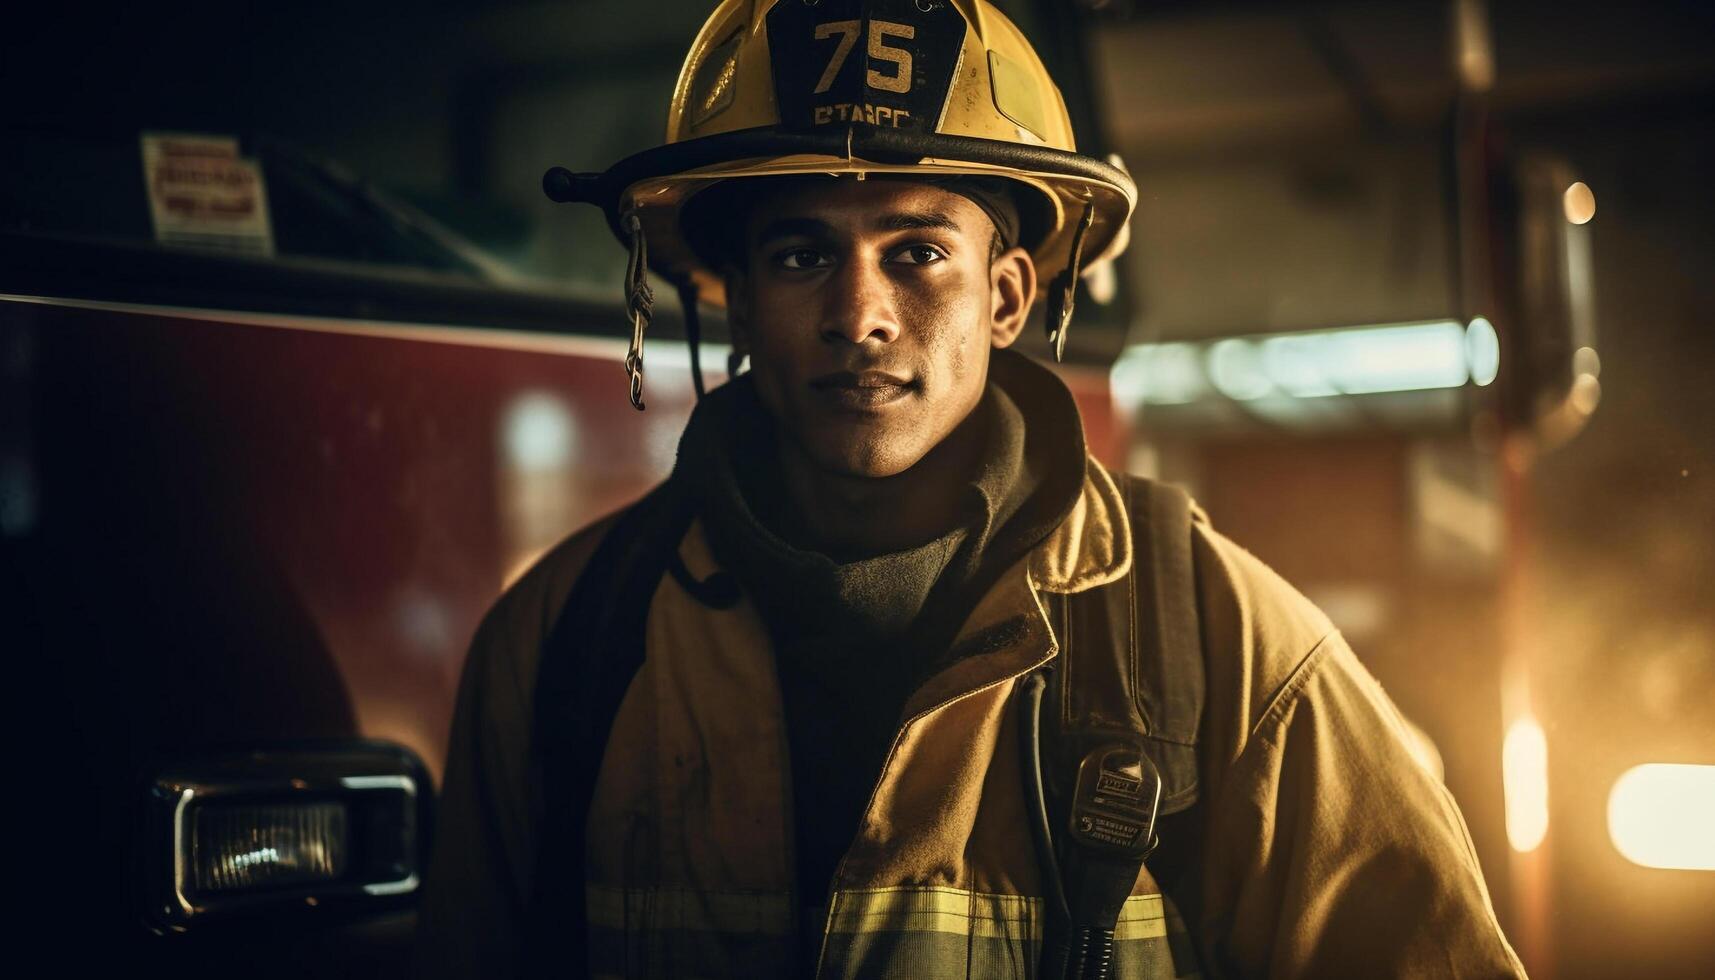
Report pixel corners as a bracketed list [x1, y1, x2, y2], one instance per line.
[727, 178, 1035, 479]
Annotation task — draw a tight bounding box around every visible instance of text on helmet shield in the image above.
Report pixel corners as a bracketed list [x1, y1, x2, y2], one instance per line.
[767, 0, 966, 133]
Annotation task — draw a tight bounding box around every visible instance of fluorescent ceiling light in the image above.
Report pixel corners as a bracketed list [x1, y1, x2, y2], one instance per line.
[1112, 319, 1493, 409]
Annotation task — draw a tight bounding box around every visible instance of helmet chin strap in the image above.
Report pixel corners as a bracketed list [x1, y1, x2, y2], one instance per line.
[1045, 198, 1096, 363]
[622, 211, 654, 411]
[677, 280, 708, 403]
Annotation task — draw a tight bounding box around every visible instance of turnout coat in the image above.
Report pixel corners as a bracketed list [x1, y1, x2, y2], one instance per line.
[419, 459, 1525, 979]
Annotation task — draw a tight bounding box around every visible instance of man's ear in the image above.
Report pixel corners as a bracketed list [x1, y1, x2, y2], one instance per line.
[989, 246, 1037, 349]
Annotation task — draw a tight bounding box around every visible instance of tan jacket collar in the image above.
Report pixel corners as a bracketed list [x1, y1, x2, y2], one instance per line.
[1029, 455, 1132, 594]
[676, 453, 1131, 721]
[897, 457, 1131, 718]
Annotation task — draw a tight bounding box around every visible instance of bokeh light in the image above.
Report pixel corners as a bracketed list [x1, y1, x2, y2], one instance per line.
[1563, 181, 1597, 225]
[1504, 716, 1550, 852]
[1608, 764, 1715, 871]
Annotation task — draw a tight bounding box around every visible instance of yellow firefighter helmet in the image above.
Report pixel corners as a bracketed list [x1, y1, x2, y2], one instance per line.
[545, 0, 1136, 407]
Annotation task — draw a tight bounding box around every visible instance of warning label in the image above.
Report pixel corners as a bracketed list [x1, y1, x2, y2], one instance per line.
[141, 133, 274, 257]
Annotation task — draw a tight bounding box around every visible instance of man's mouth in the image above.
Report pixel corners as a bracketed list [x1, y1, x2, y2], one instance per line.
[809, 370, 916, 410]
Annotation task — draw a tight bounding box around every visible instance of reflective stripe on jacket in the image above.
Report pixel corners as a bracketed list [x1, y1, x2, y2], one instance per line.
[419, 458, 1527, 979]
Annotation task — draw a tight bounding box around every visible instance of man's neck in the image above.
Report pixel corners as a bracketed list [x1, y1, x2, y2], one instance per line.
[775, 402, 988, 563]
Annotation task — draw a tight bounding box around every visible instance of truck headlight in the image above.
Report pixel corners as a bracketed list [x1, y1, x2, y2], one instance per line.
[193, 801, 349, 893]
[143, 741, 429, 931]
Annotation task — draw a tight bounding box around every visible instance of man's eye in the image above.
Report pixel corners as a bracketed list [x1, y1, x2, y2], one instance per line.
[889, 244, 946, 266]
[777, 248, 830, 270]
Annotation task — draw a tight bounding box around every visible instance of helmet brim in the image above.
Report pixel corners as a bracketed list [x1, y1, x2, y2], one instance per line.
[547, 124, 1136, 309]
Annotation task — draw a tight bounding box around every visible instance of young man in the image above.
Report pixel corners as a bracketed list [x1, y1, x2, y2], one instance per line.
[419, 2, 1526, 977]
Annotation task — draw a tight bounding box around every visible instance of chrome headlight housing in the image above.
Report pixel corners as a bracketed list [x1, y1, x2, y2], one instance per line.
[142, 741, 429, 932]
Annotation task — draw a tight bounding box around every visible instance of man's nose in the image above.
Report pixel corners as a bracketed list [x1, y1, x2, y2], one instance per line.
[819, 255, 902, 345]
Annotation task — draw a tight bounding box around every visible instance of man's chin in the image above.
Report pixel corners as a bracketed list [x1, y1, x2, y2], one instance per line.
[799, 435, 925, 481]
[813, 454, 918, 481]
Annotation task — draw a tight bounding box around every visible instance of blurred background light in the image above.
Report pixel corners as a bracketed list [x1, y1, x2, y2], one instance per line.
[1084, 255, 1118, 304]
[1572, 345, 1601, 379]
[1504, 715, 1550, 852]
[1325, 321, 1469, 394]
[1453, 0, 1495, 93]
[1206, 338, 1274, 401]
[1111, 342, 1206, 411]
[502, 390, 577, 472]
[1466, 317, 1501, 387]
[1608, 764, 1715, 871]
[1569, 374, 1602, 416]
[1260, 334, 1339, 398]
[1113, 320, 1484, 408]
[1563, 181, 1597, 225]
[637, 339, 733, 388]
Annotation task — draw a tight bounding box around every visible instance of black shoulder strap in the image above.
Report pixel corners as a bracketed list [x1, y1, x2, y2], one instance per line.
[1056, 472, 1204, 814]
[527, 479, 697, 976]
[1116, 474, 1208, 913]
[1036, 474, 1206, 977]
[1127, 473, 1205, 812]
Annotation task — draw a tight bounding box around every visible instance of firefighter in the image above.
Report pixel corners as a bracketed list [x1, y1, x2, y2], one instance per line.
[419, 2, 1526, 977]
